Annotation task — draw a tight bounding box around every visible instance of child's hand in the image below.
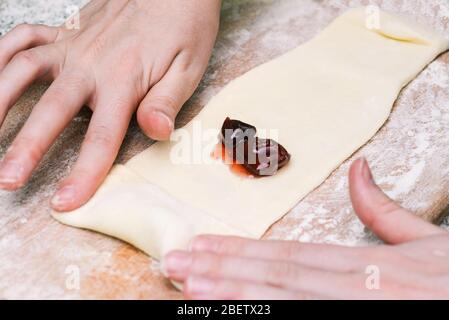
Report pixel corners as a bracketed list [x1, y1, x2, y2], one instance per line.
[0, 0, 221, 211]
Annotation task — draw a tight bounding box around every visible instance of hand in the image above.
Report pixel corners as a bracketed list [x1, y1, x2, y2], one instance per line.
[163, 158, 449, 299]
[0, 0, 221, 211]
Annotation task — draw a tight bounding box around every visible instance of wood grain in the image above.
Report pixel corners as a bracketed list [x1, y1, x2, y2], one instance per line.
[0, 0, 448, 299]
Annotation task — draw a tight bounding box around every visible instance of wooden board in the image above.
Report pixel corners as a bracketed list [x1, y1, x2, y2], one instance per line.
[1, 0, 449, 299]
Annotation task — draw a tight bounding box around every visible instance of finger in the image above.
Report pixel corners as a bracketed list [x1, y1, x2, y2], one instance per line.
[51, 95, 133, 211]
[190, 235, 367, 272]
[0, 71, 92, 190]
[349, 158, 445, 244]
[184, 276, 319, 300]
[0, 46, 59, 126]
[0, 24, 59, 71]
[190, 235, 439, 291]
[180, 258, 408, 300]
[137, 53, 203, 141]
[163, 251, 359, 297]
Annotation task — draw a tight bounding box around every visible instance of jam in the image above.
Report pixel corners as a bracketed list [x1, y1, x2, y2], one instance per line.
[218, 117, 291, 177]
[211, 143, 251, 177]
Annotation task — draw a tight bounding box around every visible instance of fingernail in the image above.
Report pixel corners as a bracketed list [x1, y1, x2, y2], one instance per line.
[163, 251, 192, 276]
[186, 276, 215, 295]
[51, 185, 76, 209]
[153, 110, 174, 131]
[0, 161, 24, 186]
[360, 158, 374, 184]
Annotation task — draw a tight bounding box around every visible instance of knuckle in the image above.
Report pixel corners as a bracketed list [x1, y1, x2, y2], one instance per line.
[14, 49, 41, 68]
[108, 97, 133, 115]
[13, 137, 43, 165]
[280, 241, 300, 260]
[27, 144, 44, 165]
[41, 87, 73, 111]
[87, 33, 108, 59]
[53, 71, 92, 97]
[115, 53, 140, 74]
[42, 89, 67, 110]
[14, 23, 35, 38]
[174, 51, 204, 81]
[189, 252, 207, 273]
[378, 198, 400, 215]
[53, 26, 64, 42]
[146, 95, 178, 113]
[362, 199, 401, 231]
[215, 237, 243, 254]
[208, 255, 227, 278]
[266, 262, 298, 285]
[180, 25, 203, 47]
[364, 247, 406, 266]
[85, 125, 113, 147]
[364, 211, 385, 231]
[61, 71, 89, 89]
[192, 253, 223, 277]
[69, 167, 92, 181]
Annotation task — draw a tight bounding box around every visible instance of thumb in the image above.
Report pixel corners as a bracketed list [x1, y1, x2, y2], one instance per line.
[137, 57, 203, 141]
[349, 158, 445, 244]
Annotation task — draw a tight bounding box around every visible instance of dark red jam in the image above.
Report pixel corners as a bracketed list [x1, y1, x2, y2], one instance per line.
[218, 117, 291, 177]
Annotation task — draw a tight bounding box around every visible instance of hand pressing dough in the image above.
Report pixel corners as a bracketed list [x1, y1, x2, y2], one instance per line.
[53, 8, 449, 260]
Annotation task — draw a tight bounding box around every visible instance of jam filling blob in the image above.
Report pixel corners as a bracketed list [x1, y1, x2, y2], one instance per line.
[219, 117, 291, 177]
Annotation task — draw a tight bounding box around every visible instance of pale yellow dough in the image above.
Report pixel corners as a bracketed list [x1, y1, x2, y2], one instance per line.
[52, 8, 449, 260]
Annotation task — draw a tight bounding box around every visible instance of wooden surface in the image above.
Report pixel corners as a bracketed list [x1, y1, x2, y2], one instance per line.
[1, 0, 449, 299]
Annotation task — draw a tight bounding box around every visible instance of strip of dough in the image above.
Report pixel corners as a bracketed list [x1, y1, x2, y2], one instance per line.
[52, 8, 449, 260]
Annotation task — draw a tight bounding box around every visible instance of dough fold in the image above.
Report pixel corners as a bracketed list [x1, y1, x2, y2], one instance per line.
[52, 8, 449, 260]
